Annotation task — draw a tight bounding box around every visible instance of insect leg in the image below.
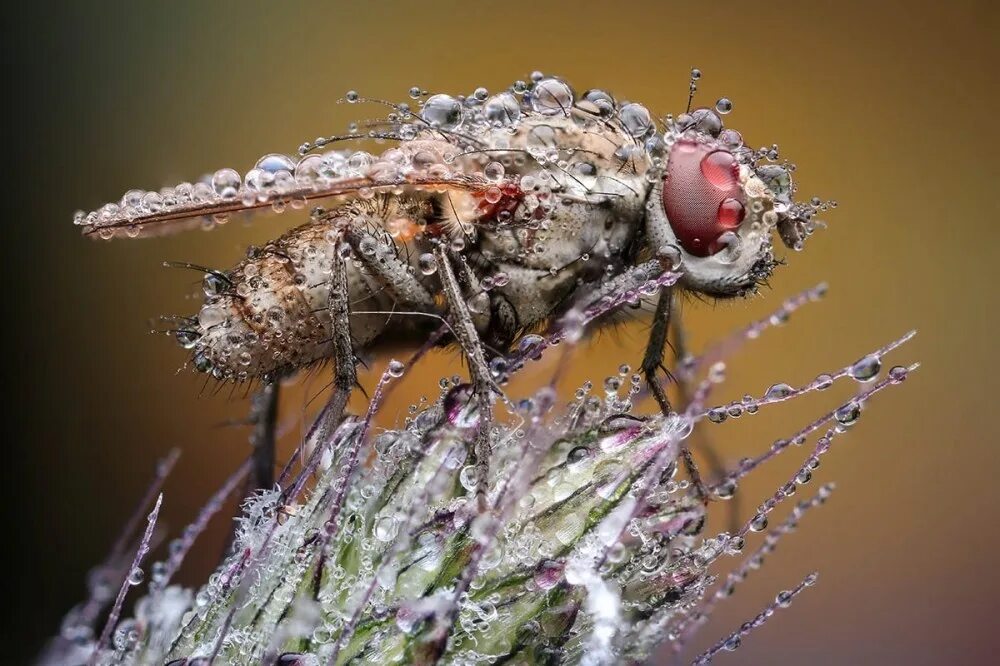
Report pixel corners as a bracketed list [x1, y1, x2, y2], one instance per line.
[343, 229, 436, 311]
[434, 245, 496, 506]
[636, 287, 708, 499]
[313, 230, 358, 445]
[249, 380, 280, 489]
[567, 258, 667, 318]
[669, 306, 734, 514]
[641, 287, 674, 415]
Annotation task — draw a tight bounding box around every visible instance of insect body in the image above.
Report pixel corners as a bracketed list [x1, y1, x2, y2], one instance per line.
[76, 73, 824, 489]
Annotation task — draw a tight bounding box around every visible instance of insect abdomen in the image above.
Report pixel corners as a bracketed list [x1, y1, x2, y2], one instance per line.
[190, 219, 404, 381]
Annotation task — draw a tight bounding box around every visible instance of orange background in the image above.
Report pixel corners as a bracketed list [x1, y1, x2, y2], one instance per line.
[7, 1, 997, 663]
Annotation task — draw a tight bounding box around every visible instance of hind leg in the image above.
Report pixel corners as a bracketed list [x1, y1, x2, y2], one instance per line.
[249, 380, 280, 489]
[434, 246, 497, 507]
[298, 228, 359, 457]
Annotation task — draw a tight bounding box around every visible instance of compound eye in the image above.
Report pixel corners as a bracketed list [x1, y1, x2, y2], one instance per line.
[661, 140, 746, 257]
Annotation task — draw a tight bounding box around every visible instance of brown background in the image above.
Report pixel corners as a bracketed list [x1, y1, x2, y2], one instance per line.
[6, 1, 997, 663]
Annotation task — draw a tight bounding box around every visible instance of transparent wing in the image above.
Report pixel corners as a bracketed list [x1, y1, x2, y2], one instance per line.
[74, 141, 497, 240]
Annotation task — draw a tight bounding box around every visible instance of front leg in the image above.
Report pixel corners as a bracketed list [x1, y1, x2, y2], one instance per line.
[570, 261, 709, 501]
[434, 245, 496, 507]
[641, 286, 674, 415]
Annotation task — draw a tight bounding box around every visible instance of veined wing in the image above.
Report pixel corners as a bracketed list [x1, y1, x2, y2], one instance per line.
[74, 140, 497, 240]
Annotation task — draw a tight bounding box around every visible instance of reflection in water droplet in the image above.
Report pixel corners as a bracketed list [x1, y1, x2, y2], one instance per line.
[420, 94, 464, 131]
[530, 78, 574, 116]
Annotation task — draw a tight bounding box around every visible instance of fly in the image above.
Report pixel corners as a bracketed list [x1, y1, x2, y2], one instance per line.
[74, 70, 830, 495]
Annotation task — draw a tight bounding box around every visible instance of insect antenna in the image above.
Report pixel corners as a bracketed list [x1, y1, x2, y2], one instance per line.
[686, 67, 702, 113]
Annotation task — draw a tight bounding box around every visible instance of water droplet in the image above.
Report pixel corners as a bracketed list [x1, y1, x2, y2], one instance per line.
[719, 128, 743, 149]
[530, 78, 574, 116]
[202, 272, 229, 297]
[421, 94, 464, 130]
[211, 168, 241, 199]
[756, 165, 793, 199]
[707, 407, 728, 424]
[489, 356, 508, 379]
[484, 161, 505, 182]
[484, 92, 521, 127]
[374, 516, 396, 541]
[127, 568, 144, 586]
[358, 236, 377, 256]
[717, 198, 745, 228]
[689, 108, 722, 137]
[813, 373, 834, 390]
[578, 89, 616, 118]
[764, 383, 794, 400]
[715, 477, 737, 499]
[198, 305, 227, 329]
[175, 330, 199, 349]
[749, 513, 768, 532]
[387, 359, 405, 378]
[255, 153, 296, 174]
[619, 103, 653, 138]
[700, 150, 739, 188]
[418, 253, 437, 275]
[835, 401, 861, 427]
[715, 97, 733, 114]
[849, 354, 881, 382]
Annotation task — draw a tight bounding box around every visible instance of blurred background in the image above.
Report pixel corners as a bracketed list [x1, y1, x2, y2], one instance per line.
[5, 1, 997, 663]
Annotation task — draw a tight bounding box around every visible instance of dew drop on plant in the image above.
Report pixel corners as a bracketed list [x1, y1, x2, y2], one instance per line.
[707, 407, 728, 423]
[387, 359, 405, 378]
[849, 354, 881, 382]
[255, 153, 296, 174]
[835, 401, 861, 426]
[813, 373, 834, 390]
[374, 517, 396, 542]
[715, 477, 737, 499]
[211, 168, 241, 199]
[726, 535, 745, 554]
[128, 567, 145, 586]
[715, 97, 733, 114]
[764, 383, 794, 400]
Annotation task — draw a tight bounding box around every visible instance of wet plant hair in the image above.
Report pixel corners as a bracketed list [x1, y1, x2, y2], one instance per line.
[41, 283, 917, 666]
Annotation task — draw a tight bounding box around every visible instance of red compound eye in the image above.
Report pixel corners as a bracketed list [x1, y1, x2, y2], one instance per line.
[661, 140, 746, 257]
